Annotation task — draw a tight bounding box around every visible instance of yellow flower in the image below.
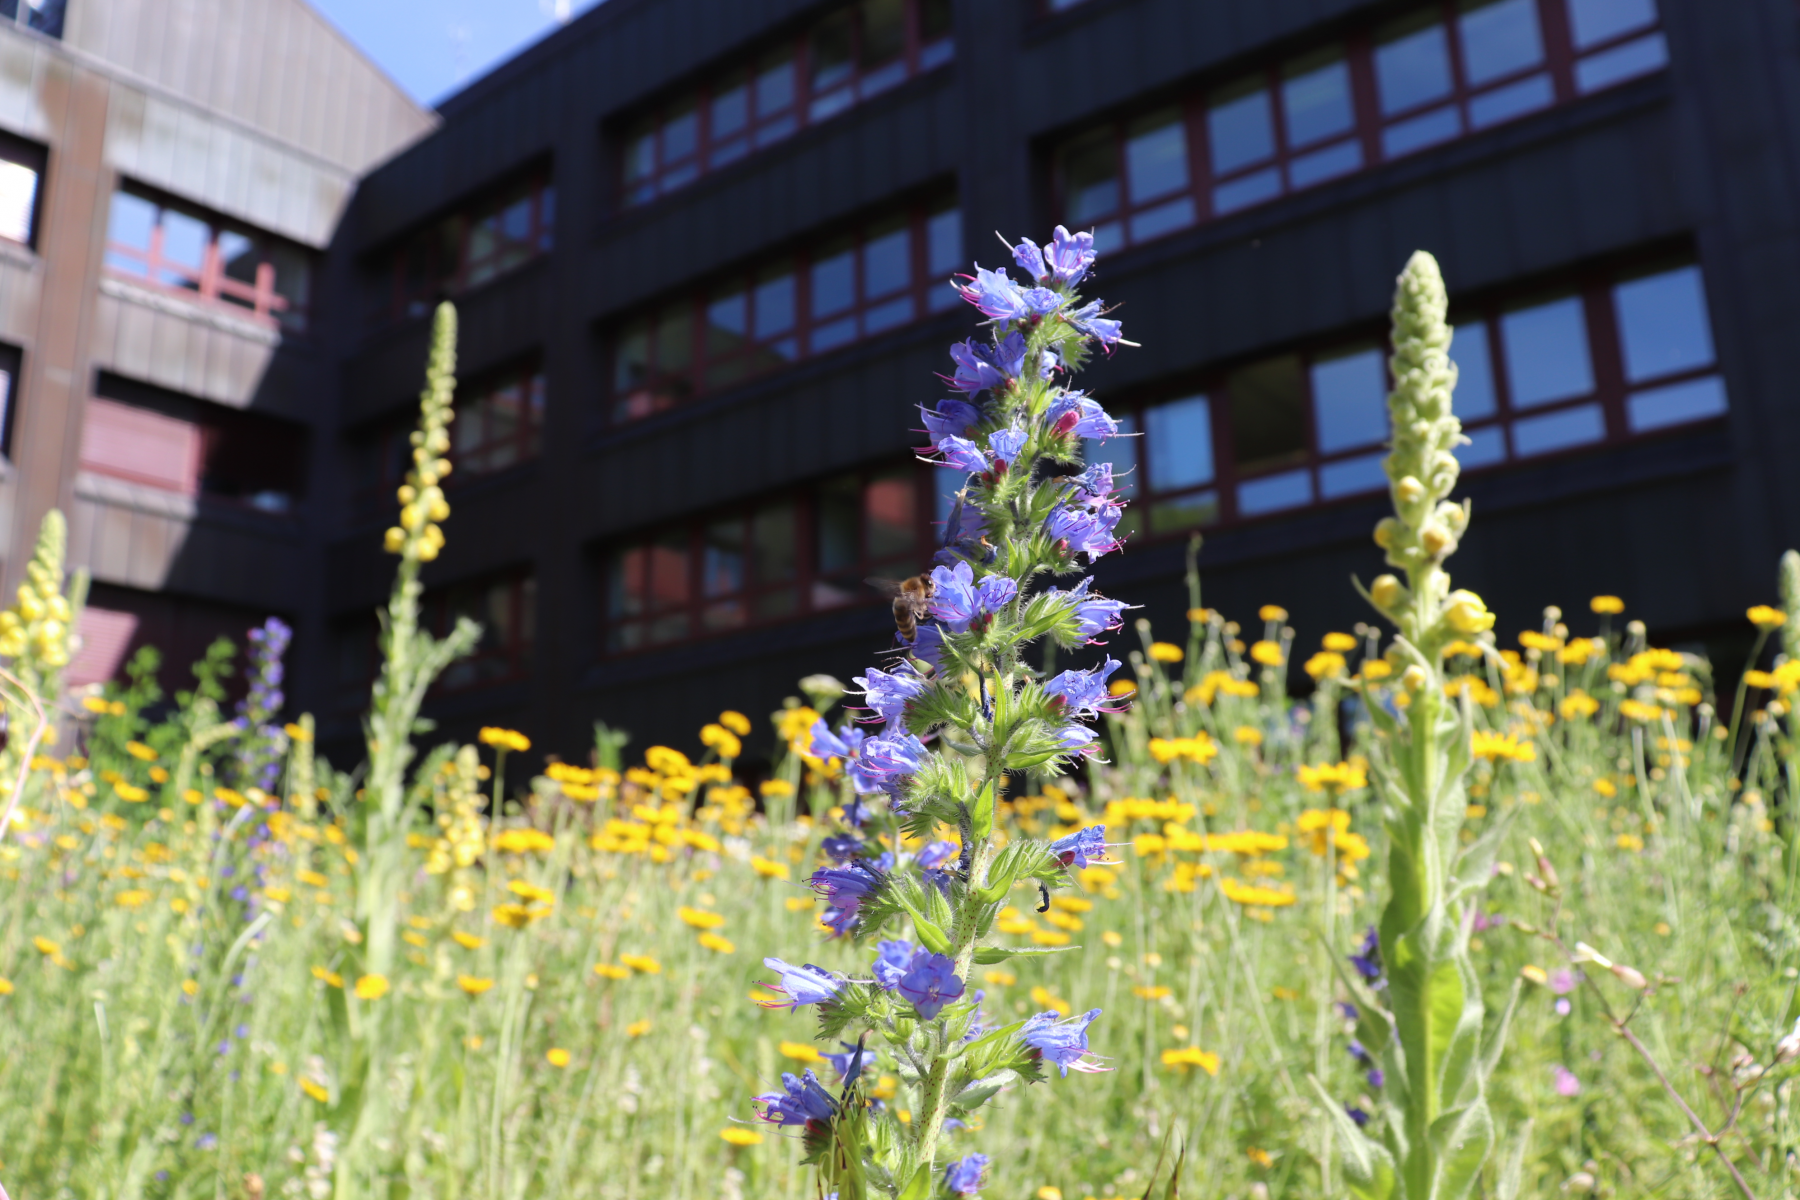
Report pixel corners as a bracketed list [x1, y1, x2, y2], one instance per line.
[678, 905, 726, 929]
[718, 710, 752, 736]
[1029, 985, 1072, 1017]
[353, 974, 389, 1001]
[1133, 985, 1172, 1000]
[453, 931, 485, 950]
[1322, 631, 1357, 652]
[1219, 878, 1297, 907]
[1101, 931, 1122, 947]
[750, 856, 790, 881]
[124, 740, 157, 762]
[1038, 1188, 1064, 1200]
[594, 963, 631, 980]
[546, 1047, 571, 1067]
[620, 954, 662, 974]
[284, 721, 313, 742]
[1108, 679, 1138, 698]
[759, 779, 795, 798]
[984, 969, 1017, 986]
[1247, 1147, 1274, 1169]
[478, 727, 531, 753]
[1188, 606, 1215, 623]
[644, 745, 692, 774]
[301, 1078, 330, 1102]
[114, 782, 149, 803]
[32, 936, 59, 956]
[1295, 761, 1367, 794]
[1148, 642, 1183, 663]
[1520, 964, 1549, 986]
[1746, 670, 1777, 689]
[1749, 605, 1787, 630]
[1303, 651, 1344, 679]
[1160, 1046, 1221, 1075]
[1232, 725, 1263, 746]
[182, 979, 199, 996]
[721, 1127, 763, 1146]
[1616, 833, 1645, 853]
[491, 903, 550, 929]
[1618, 699, 1663, 723]
[1249, 640, 1284, 667]
[1560, 691, 1600, 719]
[1258, 604, 1289, 622]
[458, 975, 495, 995]
[507, 880, 555, 904]
[1590, 595, 1624, 614]
[0, 978, 12, 996]
[1030, 929, 1072, 946]
[1147, 734, 1219, 765]
[1518, 630, 1564, 653]
[1471, 731, 1536, 763]
[698, 931, 736, 954]
[491, 829, 556, 854]
[1443, 590, 1496, 634]
[779, 1041, 821, 1062]
[625, 1018, 652, 1037]
[114, 889, 151, 908]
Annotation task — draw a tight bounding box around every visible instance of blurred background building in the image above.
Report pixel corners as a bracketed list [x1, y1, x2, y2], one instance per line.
[8, 0, 1798, 765]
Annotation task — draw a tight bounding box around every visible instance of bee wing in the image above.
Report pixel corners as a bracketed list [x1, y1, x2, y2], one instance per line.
[865, 576, 906, 597]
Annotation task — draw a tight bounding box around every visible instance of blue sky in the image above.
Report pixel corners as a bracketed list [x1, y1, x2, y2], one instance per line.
[308, 0, 605, 108]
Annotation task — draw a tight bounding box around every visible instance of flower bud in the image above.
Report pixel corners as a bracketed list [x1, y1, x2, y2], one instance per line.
[1420, 522, 1456, 559]
[1609, 963, 1647, 990]
[1442, 590, 1495, 634]
[1401, 664, 1428, 692]
[1373, 519, 1399, 550]
[1371, 575, 1407, 612]
[1435, 500, 1468, 535]
[383, 528, 406, 553]
[397, 485, 416, 504]
[1395, 475, 1426, 504]
[1563, 1171, 1596, 1193]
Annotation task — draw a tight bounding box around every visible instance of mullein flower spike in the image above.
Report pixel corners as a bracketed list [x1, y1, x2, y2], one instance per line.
[747, 228, 1130, 1194]
[1314, 252, 1517, 1200]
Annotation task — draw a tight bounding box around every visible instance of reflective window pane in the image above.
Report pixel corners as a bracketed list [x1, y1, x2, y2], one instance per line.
[1449, 319, 1498, 420]
[705, 287, 748, 357]
[1061, 130, 1121, 223]
[866, 471, 916, 561]
[614, 318, 650, 391]
[1149, 491, 1218, 533]
[1311, 346, 1388, 453]
[756, 53, 796, 114]
[1318, 451, 1388, 498]
[648, 530, 692, 608]
[711, 74, 749, 138]
[1626, 376, 1727, 432]
[811, 11, 854, 95]
[1468, 74, 1553, 129]
[1500, 296, 1593, 408]
[1458, 424, 1508, 467]
[703, 519, 746, 598]
[860, 0, 906, 69]
[1458, 0, 1545, 87]
[1382, 105, 1462, 156]
[1613, 265, 1714, 383]
[1207, 83, 1273, 177]
[662, 101, 698, 162]
[1282, 50, 1356, 149]
[1375, 14, 1454, 115]
[1238, 468, 1313, 515]
[1575, 31, 1668, 91]
[1567, 0, 1658, 49]
[1126, 109, 1190, 204]
[1228, 354, 1308, 472]
[108, 190, 157, 254]
[754, 263, 796, 337]
[1145, 395, 1215, 492]
[160, 209, 209, 277]
[862, 218, 911, 299]
[817, 474, 862, 572]
[753, 501, 799, 583]
[654, 305, 693, 372]
[1085, 413, 1138, 498]
[927, 205, 962, 275]
[1512, 403, 1605, 455]
[811, 240, 855, 317]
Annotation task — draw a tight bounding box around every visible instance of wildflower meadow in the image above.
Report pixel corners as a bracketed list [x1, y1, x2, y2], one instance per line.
[2, 244, 1799, 1200]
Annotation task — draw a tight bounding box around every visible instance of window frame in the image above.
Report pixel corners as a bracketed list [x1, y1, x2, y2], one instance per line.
[618, 0, 954, 208]
[608, 194, 961, 425]
[1052, 0, 1668, 251]
[450, 358, 547, 480]
[426, 571, 538, 692]
[103, 183, 313, 331]
[0, 0, 65, 39]
[599, 459, 940, 657]
[389, 169, 556, 321]
[1099, 249, 1724, 540]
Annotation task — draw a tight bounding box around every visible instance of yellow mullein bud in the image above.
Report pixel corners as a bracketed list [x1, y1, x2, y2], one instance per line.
[1420, 522, 1455, 558]
[1370, 575, 1407, 612]
[1394, 476, 1426, 504]
[1442, 590, 1495, 634]
[1372, 518, 1399, 549]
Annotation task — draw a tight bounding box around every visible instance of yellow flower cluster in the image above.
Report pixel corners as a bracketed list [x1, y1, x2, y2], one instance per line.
[1147, 733, 1219, 766]
[1471, 731, 1536, 763]
[478, 727, 531, 753]
[1295, 808, 1370, 867]
[1295, 760, 1367, 795]
[0, 510, 73, 668]
[1185, 671, 1260, 706]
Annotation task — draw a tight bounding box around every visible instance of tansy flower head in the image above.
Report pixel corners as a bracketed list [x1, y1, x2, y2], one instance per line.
[1259, 605, 1288, 623]
[354, 975, 389, 1001]
[478, 727, 531, 753]
[678, 905, 726, 929]
[458, 975, 494, 995]
[1250, 640, 1284, 666]
[626, 1018, 652, 1037]
[620, 954, 662, 974]
[718, 710, 752, 735]
[546, 1047, 571, 1067]
[1590, 595, 1625, 614]
[1160, 1046, 1221, 1075]
[1148, 641, 1183, 663]
[1748, 605, 1787, 630]
[720, 1127, 763, 1146]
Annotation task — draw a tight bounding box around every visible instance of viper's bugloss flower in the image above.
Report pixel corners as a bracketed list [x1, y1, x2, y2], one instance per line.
[906, 623, 949, 668]
[922, 397, 985, 440]
[1349, 926, 1382, 982]
[936, 435, 992, 473]
[1048, 391, 1119, 440]
[957, 264, 1032, 321]
[754, 1069, 839, 1128]
[809, 719, 866, 766]
[1347, 1105, 1371, 1127]
[916, 840, 957, 870]
[1368, 1067, 1386, 1088]
[1046, 503, 1122, 561]
[929, 561, 1015, 632]
[1348, 1039, 1372, 1065]
[857, 666, 928, 728]
[1021, 1007, 1108, 1076]
[1069, 461, 1120, 505]
[872, 938, 915, 991]
[1052, 826, 1108, 870]
[945, 1152, 991, 1195]
[1047, 225, 1096, 286]
[1045, 658, 1126, 718]
[1065, 298, 1123, 348]
[1054, 724, 1102, 757]
[897, 952, 966, 1020]
[822, 1041, 870, 1084]
[988, 427, 1029, 470]
[1337, 1001, 1359, 1021]
[946, 334, 1024, 395]
[757, 958, 846, 1011]
[821, 835, 864, 864]
[848, 733, 930, 795]
[809, 866, 882, 912]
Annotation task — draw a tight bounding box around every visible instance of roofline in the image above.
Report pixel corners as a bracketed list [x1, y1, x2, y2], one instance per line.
[431, 0, 653, 119]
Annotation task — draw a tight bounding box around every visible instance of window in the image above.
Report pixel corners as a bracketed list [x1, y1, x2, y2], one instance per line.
[0, 0, 65, 39]
[1091, 253, 1724, 537]
[0, 341, 19, 458]
[621, 0, 952, 207]
[105, 185, 312, 330]
[611, 196, 960, 424]
[1055, 0, 1668, 251]
[603, 462, 934, 654]
[390, 171, 555, 319]
[79, 373, 308, 513]
[0, 135, 43, 247]
[428, 572, 536, 691]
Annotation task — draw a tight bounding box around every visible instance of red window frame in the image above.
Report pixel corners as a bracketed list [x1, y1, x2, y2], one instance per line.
[620, 0, 954, 208]
[427, 572, 537, 692]
[601, 460, 938, 656]
[104, 186, 312, 330]
[1094, 250, 1724, 541]
[390, 171, 556, 320]
[452, 361, 546, 478]
[1053, 0, 1669, 251]
[609, 195, 961, 424]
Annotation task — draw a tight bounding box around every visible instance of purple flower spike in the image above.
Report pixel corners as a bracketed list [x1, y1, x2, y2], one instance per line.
[1045, 658, 1125, 719]
[856, 665, 928, 728]
[1013, 233, 1050, 281]
[848, 733, 929, 795]
[987, 427, 1028, 469]
[915, 840, 957, 870]
[754, 1069, 839, 1128]
[945, 1152, 991, 1195]
[897, 952, 966, 1020]
[872, 939, 916, 992]
[956, 265, 1030, 321]
[935, 435, 993, 473]
[921, 398, 985, 441]
[1046, 226, 1096, 286]
[1021, 1007, 1108, 1076]
[1052, 825, 1109, 870]
[757, 958, 845, 1011]
[1048, 392, 1119, 441]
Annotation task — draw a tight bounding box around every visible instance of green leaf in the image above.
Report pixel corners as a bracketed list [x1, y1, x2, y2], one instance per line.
[971, 944, 1080, 963]
[951, 1068, 1017, 1111]
[971, 777, 997, 841]
[1496, 1118, 1533, 1200]
[890, 891, 951, 955]
[1309, 1075, 1398, 1200]
[1428, 1097, 1495, 1200]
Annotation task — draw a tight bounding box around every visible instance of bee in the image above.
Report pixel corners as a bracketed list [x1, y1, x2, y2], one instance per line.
[867, 574, 934, 643]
